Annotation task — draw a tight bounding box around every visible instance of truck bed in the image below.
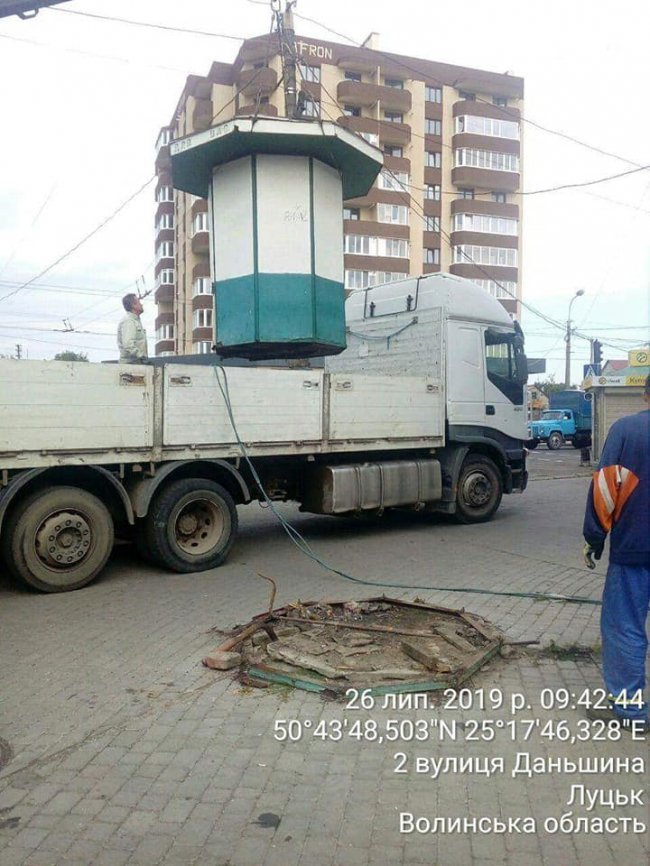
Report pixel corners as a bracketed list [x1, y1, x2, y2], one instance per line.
[0, 360, 444, 470]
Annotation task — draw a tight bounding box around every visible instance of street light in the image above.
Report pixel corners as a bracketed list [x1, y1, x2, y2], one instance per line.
[565, 289, 585, 387]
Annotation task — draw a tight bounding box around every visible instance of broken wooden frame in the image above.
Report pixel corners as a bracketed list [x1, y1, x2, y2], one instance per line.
[203, 596, 503, 697]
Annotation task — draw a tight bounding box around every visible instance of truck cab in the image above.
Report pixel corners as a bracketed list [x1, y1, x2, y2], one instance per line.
[528, 390, 592, 450]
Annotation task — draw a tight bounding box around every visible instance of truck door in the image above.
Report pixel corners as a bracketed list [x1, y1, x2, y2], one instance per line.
[483, 328, 528, 440]
[446, 321, 486, 427]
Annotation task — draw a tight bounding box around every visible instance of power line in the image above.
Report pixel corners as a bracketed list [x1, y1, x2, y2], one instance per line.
[0, 176, 155, 304]
[50, 7, 247, 42]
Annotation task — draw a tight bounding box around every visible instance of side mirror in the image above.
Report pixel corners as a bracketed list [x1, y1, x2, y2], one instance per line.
[515, 352, 528, 383]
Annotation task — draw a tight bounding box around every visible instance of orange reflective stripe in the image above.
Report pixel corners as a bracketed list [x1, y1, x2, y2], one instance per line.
[593, 465, 640, 531]
[613, 469, 639, 521]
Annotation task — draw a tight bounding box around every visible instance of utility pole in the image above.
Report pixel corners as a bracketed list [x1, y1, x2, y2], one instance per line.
[15, 343, 22, 360]
[277, 1, 298, 118]
[564, 289, 585, 386]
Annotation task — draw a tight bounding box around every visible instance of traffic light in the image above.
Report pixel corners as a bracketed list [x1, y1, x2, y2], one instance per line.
[592, 340, 603, 367]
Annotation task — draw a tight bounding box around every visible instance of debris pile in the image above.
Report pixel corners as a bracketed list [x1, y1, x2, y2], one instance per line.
[203, 597, 504, 696]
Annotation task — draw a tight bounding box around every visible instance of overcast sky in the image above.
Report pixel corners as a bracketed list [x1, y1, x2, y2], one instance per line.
[0, 0, 649, 381]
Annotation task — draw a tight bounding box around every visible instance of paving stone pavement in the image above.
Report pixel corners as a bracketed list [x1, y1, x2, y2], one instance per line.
[0, 465, 647, 866]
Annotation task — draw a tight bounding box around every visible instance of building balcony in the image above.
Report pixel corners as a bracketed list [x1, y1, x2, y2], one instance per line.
[155, 201, 174, 223]
[192, 260, 211, 280]
[452, 133, 520, 155]
[155, 144, 171, 173]
[192, 294, 213, 311]
[343, 219, 409, 239]
[191, 230, 209, 255]
[450, 199, 519, 218]
[424, 166, 442, 186]
[423, 263, 441, 275]
[337, 114, 410, 147]
[155, 312, 174, 330]
[236, 66, 278, 97]
[192, 326, 213, 342]
[155, 227, 174, 245]
[450, 263, 518, 282]
[451, 166, 520, 193]
[452, 100, 521, 121]
[154, 257, 175, 278]
[336, 80, 411, 112]
[344, 187, 410, 210]
[192, 98, 213, 132]
[155, 284, 174, 304]
[235, 103, 279, 118]
[155, 339, 175, 355]
[344, 254, 410, 274]
[238, 35, 276, 65]
[422, 199, 441, 217]
[191, 198, 208, 218]
[450, 231, 519, 249]
[337, 54, 378, 75]
[383, 155, 410, 173]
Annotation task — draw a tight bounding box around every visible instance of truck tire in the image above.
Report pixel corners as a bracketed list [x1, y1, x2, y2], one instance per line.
[527, 439, 539, 450]
[1, 487, 114, 592]
[547, 432, 564, 450]
[454, 455, 503, 524]
[143, 478, 237, 573]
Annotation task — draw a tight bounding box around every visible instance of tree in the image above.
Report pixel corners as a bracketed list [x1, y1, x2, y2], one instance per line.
[532, 374, 566, 397]
[53, 351, 89, 362]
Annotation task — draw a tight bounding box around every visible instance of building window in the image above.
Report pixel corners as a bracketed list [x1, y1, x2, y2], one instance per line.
[378, 169, 409, 191]
[298, 62, 320, 83]
[458, 90, 476, 100]
[345, 234, 371, 255]
[156, 186, 173, 203]
[156, 241, 174, 261]
[359, 131, 379, 146]
[156, 212, 174, 231]
[384, 111, 403, 123]
[424, 248, 440, 265]
[493, 96, 508, 107]
[343, 105, 361, 117]
[194, 341, 213, 354]
[155, 128, 171, 149]
[425, 151, 441, 168]
[424, 216, 440, 232]
[424, 184, 441, 201]
[384, 238, 409, 258]
[345, 70, 362, 81]
[192, 212, 208, 235]
[345, 270, 404, 290]
[458, 188, 475, 199]
[193, 308, 213, 329]
[158, 351, 174, 357]
[302, 98, 320, 117]
[425, 118, 441, 136]
[343, 207, 360, 221]
[453, 244, 518, 268]
[158, 269, 174, 285]
[156, 324, 174, 341]
[471, 279, 516, 299]
[384, 145, 403, 157]
[453, 213, 518, 235]
[455, 115, 519, 140]
[384, 78, 404, 89]
[192, 277, 211, 297]
[377, 204, 409, 225]
[491, 192, 507, 203]
[455, 148, 519, 172]
[425, 85, 442, 103]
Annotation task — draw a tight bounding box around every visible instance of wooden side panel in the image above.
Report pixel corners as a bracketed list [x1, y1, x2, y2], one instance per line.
[329, 374, 444, 441]
[0, 360, 154, 452]
[163, 365, 323, 446]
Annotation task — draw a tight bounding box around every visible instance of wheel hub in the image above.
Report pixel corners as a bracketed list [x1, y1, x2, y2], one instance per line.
[462, 471, 492, 508]
[173, 499, 224, 555]
[35, 511, 91, 568]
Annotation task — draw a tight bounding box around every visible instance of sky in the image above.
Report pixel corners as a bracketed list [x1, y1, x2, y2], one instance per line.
[0, 0, 649, 383]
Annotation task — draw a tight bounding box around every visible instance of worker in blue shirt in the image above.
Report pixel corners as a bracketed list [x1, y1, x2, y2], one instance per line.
[583, 373, 650, 733]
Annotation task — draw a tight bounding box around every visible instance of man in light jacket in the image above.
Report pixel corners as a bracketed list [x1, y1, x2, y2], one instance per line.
[118, 293, 148, 364]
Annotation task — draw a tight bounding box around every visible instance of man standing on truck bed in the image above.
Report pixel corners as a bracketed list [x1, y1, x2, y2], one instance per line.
[118, 293, 148, 364]
[582, 373, 650, 733]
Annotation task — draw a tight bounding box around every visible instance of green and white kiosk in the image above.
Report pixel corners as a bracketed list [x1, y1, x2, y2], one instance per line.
[170, 116, 383, 359]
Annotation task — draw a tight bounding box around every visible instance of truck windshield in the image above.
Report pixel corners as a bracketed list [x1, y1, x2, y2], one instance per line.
[541, 411, 563, 420]
[484, 329, 526, 405]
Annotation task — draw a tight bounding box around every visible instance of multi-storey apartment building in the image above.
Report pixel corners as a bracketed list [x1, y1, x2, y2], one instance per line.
[154, 33, 523, 356]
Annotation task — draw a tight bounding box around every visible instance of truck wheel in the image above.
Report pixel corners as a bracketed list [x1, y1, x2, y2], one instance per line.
[454, 456, 503, 524]
[1, 487, 114, 592]
[144, 478, 237, 573]
[527, 439, 539, 450]
[547, 432, 564, 450]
